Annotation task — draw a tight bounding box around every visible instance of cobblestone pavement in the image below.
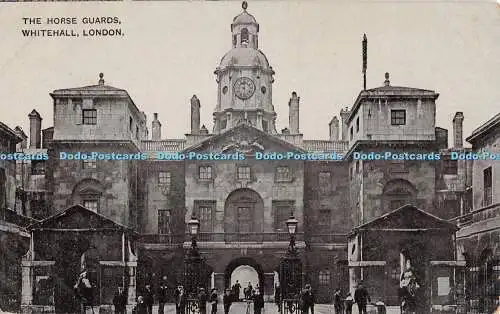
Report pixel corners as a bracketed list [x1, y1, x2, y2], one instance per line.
[151, 302, 401, 314]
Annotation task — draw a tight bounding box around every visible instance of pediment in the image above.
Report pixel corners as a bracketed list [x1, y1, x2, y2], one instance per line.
[182, 124, 305, 155]
[28, 205, 130, 231]
[356, 205, 458, 231]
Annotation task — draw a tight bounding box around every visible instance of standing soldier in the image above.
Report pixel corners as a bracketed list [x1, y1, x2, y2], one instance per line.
[223, 289, 233, 314]
[354, 281, 371, 314]
[112, 286, 127, 314]
[143, 284, 154, 314]
[158, 279, 168, 314]
[210, 288, 218, 314]
[198, 287, 208, 314]
[74, 271, 94, 314]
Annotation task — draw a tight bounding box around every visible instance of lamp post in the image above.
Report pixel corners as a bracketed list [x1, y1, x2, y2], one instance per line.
[279, 214, 302, 314]
[184, 216, 202, 300]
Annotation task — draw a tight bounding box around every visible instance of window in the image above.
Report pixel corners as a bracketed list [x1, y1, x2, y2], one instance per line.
[350, 127, 353, 140]
[391, 110, 406, 125]
[318, 209, 331, 232]
[233, 35, 237, 47]
[275, 166, 291, 182]
[318, 171, 331, 192]
[220, 120, 227, 130]
[355, 161, 359, 173]
[31, 161, 45, 175]
[158, 171, 172, 194]
[199, 206, 213, 232]
[237, 206, 252, 233]
[129, 117, 133, 131]
[262, 120, 268, 133]
[241, 28, 249, 43]
[356, 117, 360, 132]
[82, 159, 97, 169]
[82, 109, 97, 125]
[237, 166, 251, 180]
[443, 156, 458, 175]
[484, 167, 492, 206]
[273, 201, 293, 232]
[83, 200, 98, 212]
[158, 209, 171, 234]
[318, 270, 331, 286]
[136, 126, 139, 140]
[199, 166, 213, 180]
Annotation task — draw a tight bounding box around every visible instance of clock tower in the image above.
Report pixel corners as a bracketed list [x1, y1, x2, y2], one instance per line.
[213, 1, 277, 134]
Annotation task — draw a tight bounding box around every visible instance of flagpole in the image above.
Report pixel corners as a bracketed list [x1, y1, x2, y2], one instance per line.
[363, 33, 367, 90]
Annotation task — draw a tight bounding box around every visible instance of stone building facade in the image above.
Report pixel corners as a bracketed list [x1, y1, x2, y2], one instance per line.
[2, 2, 494, 313]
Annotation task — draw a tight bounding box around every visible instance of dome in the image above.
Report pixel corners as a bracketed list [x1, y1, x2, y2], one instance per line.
[219, 48, 270, 68]
[233, 11, 257, 25]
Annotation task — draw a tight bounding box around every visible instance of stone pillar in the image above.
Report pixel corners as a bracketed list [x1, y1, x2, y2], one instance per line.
[213, 273, 225, 302]
[453, 112, 464, 148]
[191, 95, 201, 135]
[151, 113, 161, 140]
[28, 110, 42, 149]
[263, 273, 275, 302]
[329, 116, 339, 141]
[126, 240, 137, 312]
[288, 92, 300, 134]
[21, 254, 34, 307]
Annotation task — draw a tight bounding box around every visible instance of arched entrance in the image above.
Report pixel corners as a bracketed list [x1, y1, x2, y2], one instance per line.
[225, 257, 264, 296]
[224, 189, 264, 240]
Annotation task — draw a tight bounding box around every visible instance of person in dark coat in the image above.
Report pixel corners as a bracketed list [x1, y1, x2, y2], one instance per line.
[198, 287, 208, 314]
[157, 280, 168, 314]
[253, 289, 264, 314]
[300, 284, 315, 314]
[210, 288, 218, 314]
[74, 271, 94, 314]
[143, 284, 154, 314]
[113, 286, 127, 314]
[275, 284, 281, 312]
[232, 280, 242, 301]
[333, 288, 343, 314]
[135, 296, 147, 314]
[354, 281, 371, 314]
[223, 289, 233, 314]
[175, 285, 186, 314]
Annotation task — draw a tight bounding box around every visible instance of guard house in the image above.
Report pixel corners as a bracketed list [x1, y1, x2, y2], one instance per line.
[347, 205, 465, 312]
[21, 205, 139, 314]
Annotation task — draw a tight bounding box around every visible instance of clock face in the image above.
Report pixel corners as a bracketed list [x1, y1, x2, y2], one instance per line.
[233, 77, 256, 100]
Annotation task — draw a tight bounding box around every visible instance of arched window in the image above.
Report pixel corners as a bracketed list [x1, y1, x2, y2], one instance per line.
[241, 28, 249, 44]
[382, 179, 417, 210]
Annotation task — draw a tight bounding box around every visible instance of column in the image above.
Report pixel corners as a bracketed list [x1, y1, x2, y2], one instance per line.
[126, 239, 137, 313]
[263, 273, 275, 302]
[213, 273, 225, 302]
[21, 254, 34, 307]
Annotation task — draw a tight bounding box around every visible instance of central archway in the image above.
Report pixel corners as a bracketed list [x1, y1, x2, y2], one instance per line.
[225, 257, 264, 295]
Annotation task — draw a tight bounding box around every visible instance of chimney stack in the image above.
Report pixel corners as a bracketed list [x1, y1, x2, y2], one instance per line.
[453, 112, 464, 148]
[329, 116, 339, 141]
[28, 110, 42, 149]
[288, 91, 300, 134]
[191, 95, 201, 135]
[339, 107, 351, 141]
[151, 113, 162, 140]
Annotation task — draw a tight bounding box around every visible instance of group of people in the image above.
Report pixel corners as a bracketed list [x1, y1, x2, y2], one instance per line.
[228, 280, 265, 314]
[332, 281, 371, 314]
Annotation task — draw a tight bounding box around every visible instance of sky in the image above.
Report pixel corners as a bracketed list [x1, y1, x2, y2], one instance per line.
[0, 0, 499, 145]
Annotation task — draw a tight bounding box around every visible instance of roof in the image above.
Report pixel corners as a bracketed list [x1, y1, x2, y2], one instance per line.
[352, 204, 458, 234]
[347, 79, 439, 123]
[233, 11, 258, 25]
[0, 121, 23, 143]
[219, 48, 270, 69]
[27, 204, 137, 235]
[466, 112, 500, 144]
[181, 122, 306, 154]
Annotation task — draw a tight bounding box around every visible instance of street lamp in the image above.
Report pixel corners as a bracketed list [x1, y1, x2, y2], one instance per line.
[187, 216, 200, 251]
[286, 214, 298, 255]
